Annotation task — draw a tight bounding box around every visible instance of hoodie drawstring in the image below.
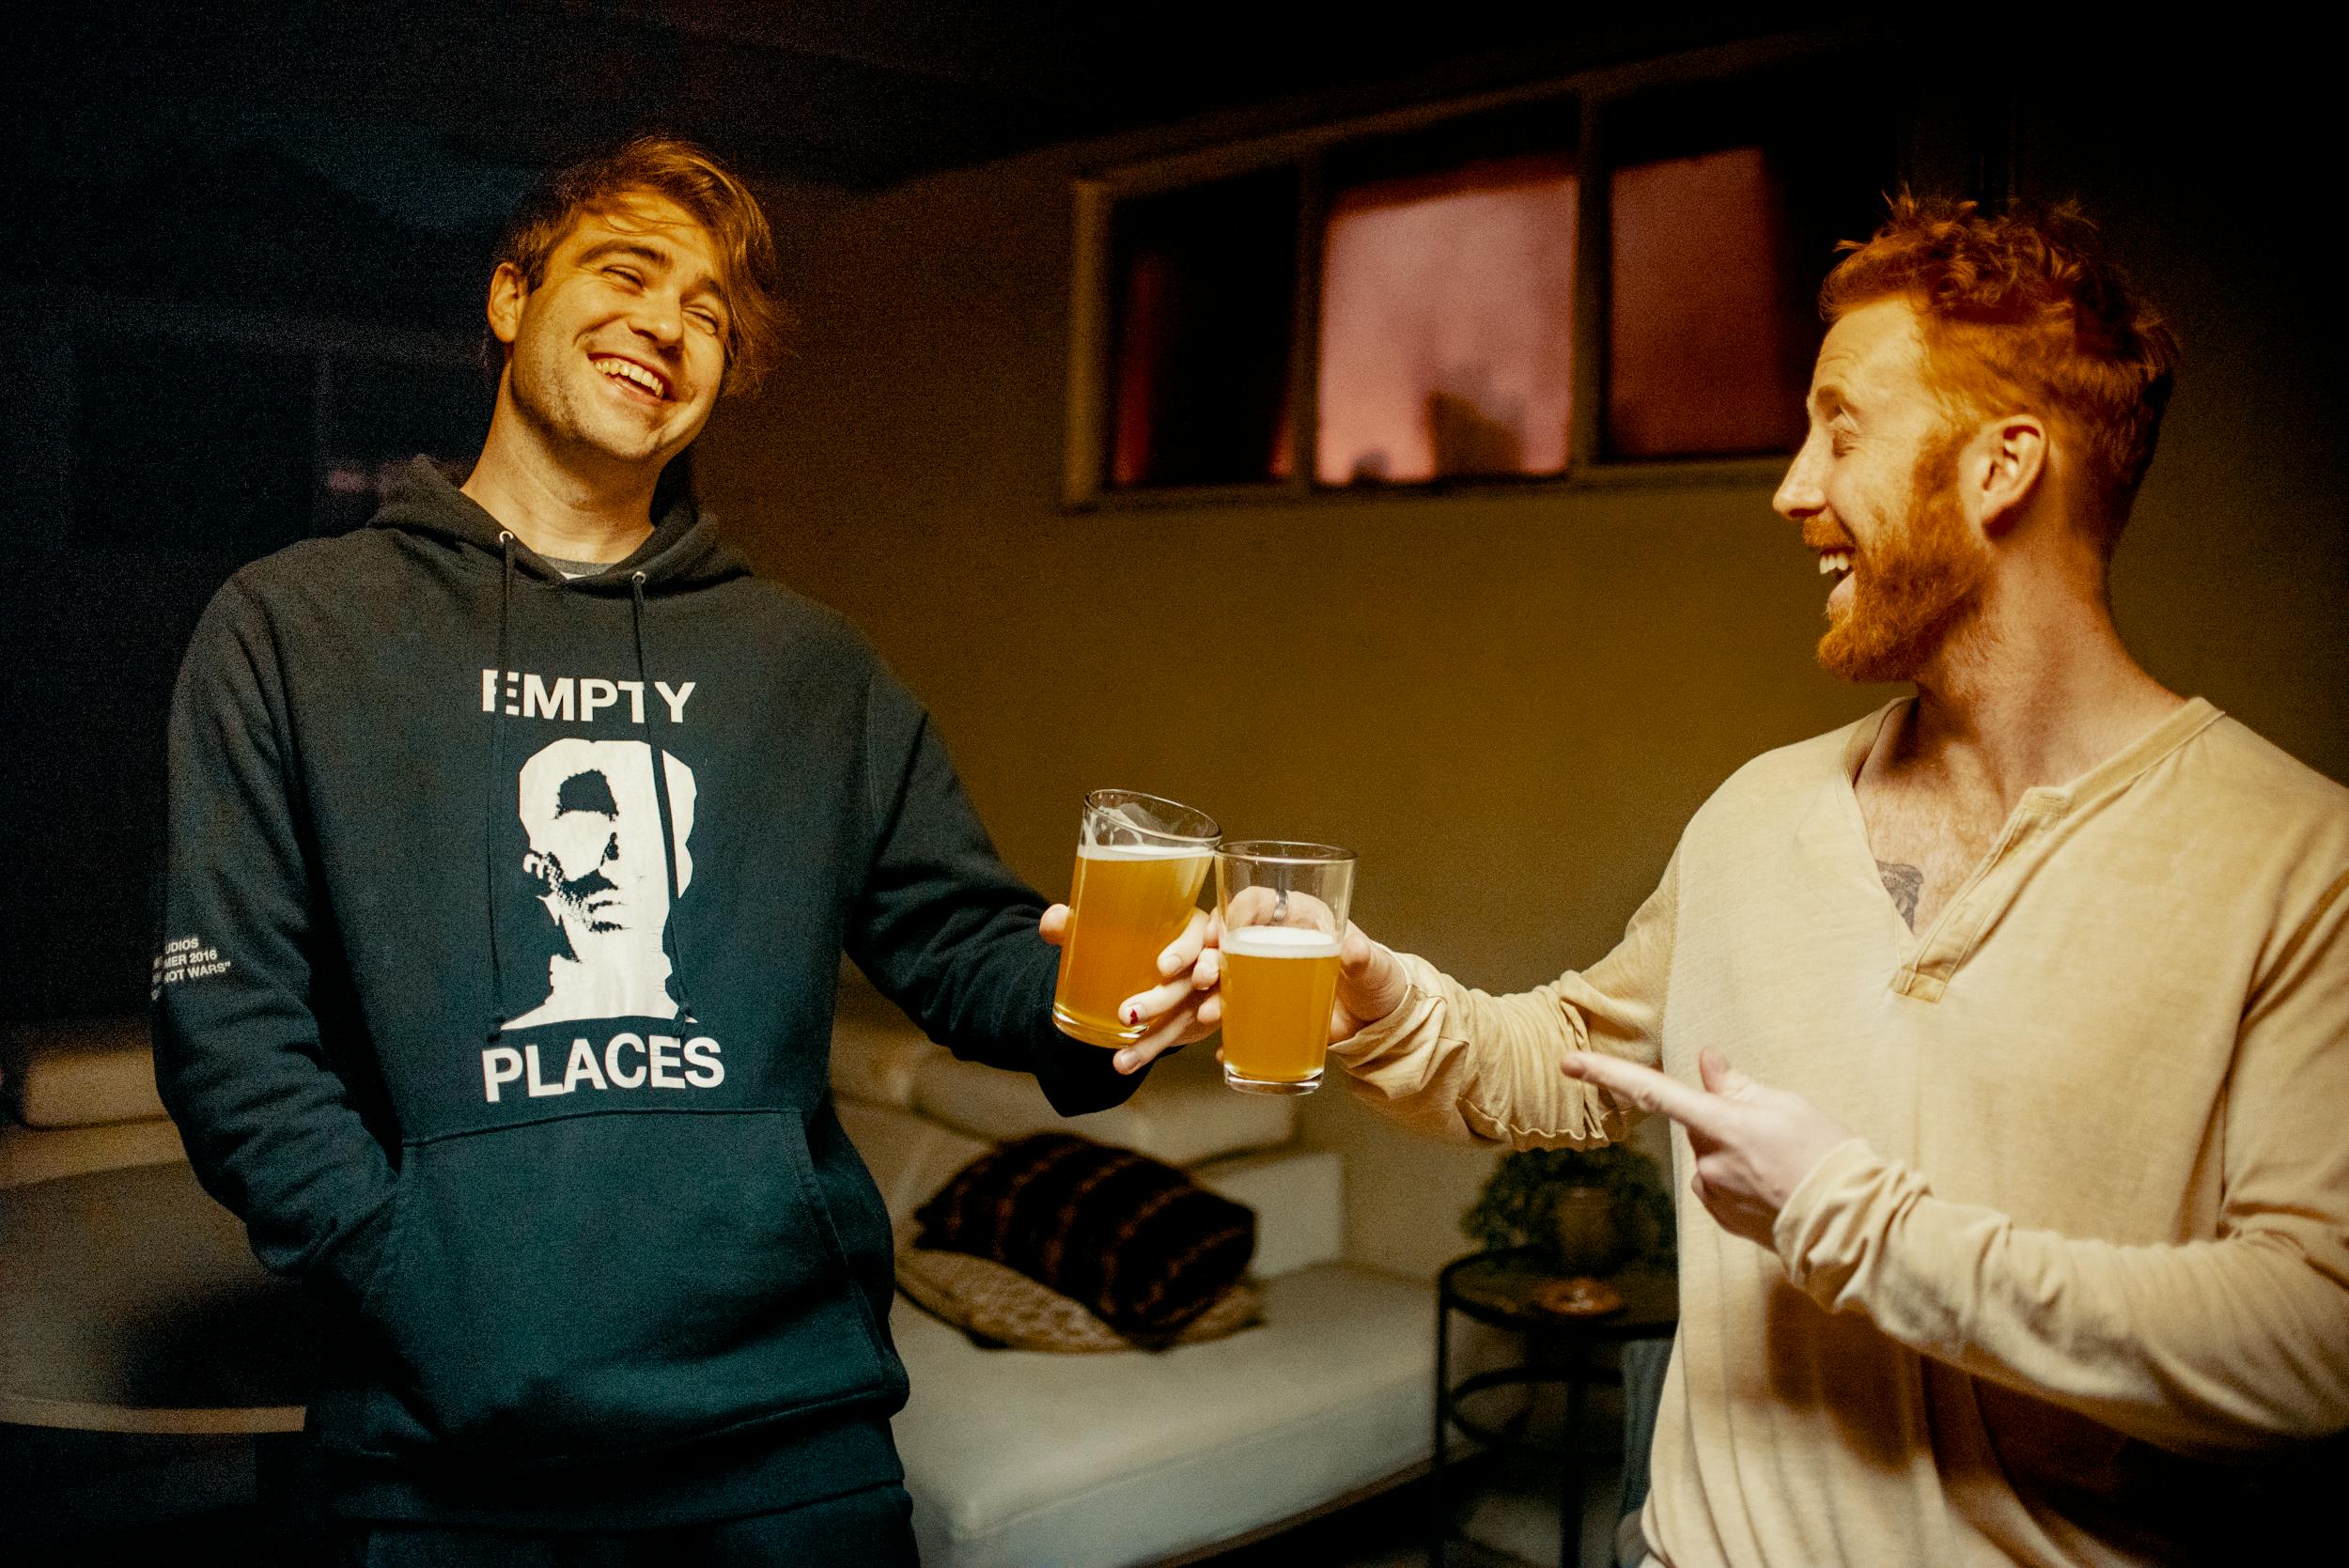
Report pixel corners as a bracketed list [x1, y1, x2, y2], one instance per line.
[484, 532, 516, 1042]
[631, 571, 699, 1026]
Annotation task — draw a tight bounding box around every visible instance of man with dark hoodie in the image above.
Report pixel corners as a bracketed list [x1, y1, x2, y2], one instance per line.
[151, 136, 1213, 1565]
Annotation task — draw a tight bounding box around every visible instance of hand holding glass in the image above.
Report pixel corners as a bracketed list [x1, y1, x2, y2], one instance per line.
[1215, 842, 1355, 1095]
[1051, 790, 1220, 1048]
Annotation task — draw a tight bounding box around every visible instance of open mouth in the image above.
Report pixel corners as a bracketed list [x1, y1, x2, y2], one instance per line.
[591, 354, 671, 402]
[1816, 549, 1853, 580]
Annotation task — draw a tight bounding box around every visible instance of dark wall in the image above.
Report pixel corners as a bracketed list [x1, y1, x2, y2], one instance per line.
[2, 117, 511, 1018]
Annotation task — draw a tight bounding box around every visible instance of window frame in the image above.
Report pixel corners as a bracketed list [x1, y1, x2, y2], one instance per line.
[1065, 31, 1923, 510]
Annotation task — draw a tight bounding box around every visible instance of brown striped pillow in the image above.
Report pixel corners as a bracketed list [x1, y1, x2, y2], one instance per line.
[895, 1246, 1263, 1352]
[911, 1132, 1256, 1337]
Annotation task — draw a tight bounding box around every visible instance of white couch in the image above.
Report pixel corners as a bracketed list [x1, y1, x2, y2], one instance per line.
[3, 1002, 1436, 1566]
[0, 1017, 188, 1189]
[828, 982, 1436, 1568]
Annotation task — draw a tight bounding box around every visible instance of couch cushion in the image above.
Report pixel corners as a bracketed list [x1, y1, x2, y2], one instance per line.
[914, 1134, 1253, 1338]
[0, 1118, 189, 1188]
[896, 1246, 1261, 1353]
[0, 1018, 166, 1130]
[911, 1046, 1295, 1165]
[892, 1261, 1434, 1568]
[1192, 1147, 1346, 1280]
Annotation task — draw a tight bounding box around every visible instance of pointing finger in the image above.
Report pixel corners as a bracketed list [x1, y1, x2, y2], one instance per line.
[1563, 1051, 1730, 1137]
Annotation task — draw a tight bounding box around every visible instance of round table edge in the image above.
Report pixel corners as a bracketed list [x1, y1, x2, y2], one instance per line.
[0, 1389, 306, 1435]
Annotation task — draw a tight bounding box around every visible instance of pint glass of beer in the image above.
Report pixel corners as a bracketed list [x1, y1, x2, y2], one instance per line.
[1051, 790, 1221, 1048]
[1214, 841, 1354, 1095]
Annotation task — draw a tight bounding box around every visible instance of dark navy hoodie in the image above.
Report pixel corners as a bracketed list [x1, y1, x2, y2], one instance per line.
[151, 458, 1140, 1527]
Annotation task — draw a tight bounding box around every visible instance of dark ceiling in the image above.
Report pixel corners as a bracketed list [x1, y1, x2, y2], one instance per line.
[11, 0, 1789, 191]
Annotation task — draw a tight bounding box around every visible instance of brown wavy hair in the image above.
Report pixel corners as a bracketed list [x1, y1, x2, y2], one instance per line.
[490, 134, 788, 396]
[1821, 194, 2178, 553]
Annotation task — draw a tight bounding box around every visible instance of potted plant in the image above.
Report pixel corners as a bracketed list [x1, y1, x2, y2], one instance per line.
[1460, 1143, 1676, 1277]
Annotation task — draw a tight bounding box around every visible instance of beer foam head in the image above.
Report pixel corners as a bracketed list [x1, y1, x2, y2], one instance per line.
[1078, 842, 1214, 861]
[1222, 924, 1342, 958]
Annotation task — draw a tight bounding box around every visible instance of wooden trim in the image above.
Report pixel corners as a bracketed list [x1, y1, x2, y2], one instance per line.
[0, 1389, 305, 1436]
[1283, 152, 1329, 493]
[1568, 90, 1609, 474]
[1065, 454, 1790, 515]
[1063, 179, 1113, 507]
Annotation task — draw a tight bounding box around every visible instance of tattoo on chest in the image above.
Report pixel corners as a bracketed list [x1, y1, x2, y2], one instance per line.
[1877, 861, 1923, 928]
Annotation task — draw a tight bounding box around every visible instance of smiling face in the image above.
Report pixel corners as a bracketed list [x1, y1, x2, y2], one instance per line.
[1774, 297, 1990, 683]
[490, 192, 733, 476]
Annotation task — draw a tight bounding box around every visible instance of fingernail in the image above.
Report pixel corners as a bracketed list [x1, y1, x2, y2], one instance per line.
[1114, 1050, 1137, 1073]
[1125, 1007, 1139, 1025]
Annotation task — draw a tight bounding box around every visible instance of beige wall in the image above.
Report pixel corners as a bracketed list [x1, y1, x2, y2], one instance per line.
[702, 84, 2349, 1280]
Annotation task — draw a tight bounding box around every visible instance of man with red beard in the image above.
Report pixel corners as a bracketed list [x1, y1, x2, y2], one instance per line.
[1305, 198, 2349, 1564]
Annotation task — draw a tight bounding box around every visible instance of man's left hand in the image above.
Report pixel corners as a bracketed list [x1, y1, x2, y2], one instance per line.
[1038, 905, 1221, 1075]
[1562, 1048, 1857, 1251]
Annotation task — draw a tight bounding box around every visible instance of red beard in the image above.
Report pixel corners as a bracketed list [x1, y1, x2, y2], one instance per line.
[1817, 430, 1988, 683]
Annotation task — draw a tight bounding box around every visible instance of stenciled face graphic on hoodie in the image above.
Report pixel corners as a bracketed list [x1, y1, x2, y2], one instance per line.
[510, 737, 697, 1029]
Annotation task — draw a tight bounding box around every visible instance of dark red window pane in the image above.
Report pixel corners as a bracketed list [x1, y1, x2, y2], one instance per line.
[1608, 146, 1800, 458]
[1106, 169, 1297, 489]
[1604, 68, 1894, 460]
[1317, 149, 1577, 485]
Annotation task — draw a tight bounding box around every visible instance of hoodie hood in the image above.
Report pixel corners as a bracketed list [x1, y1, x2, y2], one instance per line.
[370, 456, 750, 594]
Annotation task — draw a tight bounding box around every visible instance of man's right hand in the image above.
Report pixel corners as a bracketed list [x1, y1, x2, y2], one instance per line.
[1329, 923, 1411, 1045]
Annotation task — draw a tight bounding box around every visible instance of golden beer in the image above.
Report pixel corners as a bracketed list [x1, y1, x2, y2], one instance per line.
[1052, 845, 1213, 1047]
[1215, 840, 1355, 1095]
[1219, 925, 1342, 1090]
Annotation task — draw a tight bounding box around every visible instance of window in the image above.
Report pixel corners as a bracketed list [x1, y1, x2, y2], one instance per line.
[1106, 170, 1298, 488]
[1603, 66, 1894, 461]
[1070, 41, 1900, 503]
[1318, 109, 1579, 486]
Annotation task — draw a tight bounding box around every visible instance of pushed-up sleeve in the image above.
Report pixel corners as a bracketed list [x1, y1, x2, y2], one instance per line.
[1330, 847, 1678, 1149]
[1774, 867, 2349, 1456]
[150, 579, 399, 1298]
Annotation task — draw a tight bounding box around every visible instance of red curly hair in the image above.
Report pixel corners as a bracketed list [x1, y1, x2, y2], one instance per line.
[1821, 194, 2179, 553]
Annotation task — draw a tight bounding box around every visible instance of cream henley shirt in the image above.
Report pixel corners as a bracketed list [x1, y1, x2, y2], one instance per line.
[1336, 698, 2349, 1566]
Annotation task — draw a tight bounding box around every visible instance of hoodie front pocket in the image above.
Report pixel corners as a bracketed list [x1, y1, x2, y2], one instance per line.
[350, 1108, 900, 1468]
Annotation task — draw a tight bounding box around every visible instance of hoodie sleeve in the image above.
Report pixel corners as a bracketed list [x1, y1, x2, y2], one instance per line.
[150, 577, 400, 1297]
[845, 663, 1143, 1116]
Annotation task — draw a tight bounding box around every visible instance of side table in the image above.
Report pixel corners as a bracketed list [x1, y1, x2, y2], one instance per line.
[1431, 1250, 1676, 1568]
